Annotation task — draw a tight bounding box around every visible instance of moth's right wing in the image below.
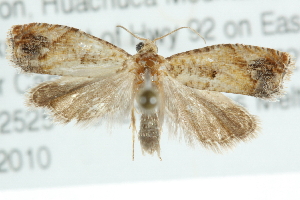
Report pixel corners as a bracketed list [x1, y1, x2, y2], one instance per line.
[166, 44, 294, 101]
[162, 75, 260, 152]
[7, 23, 131, 77]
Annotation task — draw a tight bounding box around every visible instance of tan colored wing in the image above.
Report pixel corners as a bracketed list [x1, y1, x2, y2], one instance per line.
[27, 70, 136, 125]
[7, 23, 130, 77]
[162, 75, 260, 152]
[166, 44, 294, 101]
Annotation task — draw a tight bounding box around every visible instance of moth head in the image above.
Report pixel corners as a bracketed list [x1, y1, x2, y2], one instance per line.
[117, 25, 205, 54]
[135, 39, 158, 54]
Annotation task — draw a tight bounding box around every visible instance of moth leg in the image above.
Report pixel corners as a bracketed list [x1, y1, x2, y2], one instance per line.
[131, 108, 136, 161]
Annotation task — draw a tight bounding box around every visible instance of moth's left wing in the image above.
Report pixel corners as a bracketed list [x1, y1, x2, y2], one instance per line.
[166, 44, 294, 101]
[27, 70, 136, 125]
[7, 23, 131, 77]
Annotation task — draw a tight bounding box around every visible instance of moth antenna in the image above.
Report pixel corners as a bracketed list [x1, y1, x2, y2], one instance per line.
[153, 27, 206, 44]
[117, 25, 147, 41]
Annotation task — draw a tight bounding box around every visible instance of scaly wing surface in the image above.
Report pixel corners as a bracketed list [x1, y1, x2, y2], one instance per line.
[7, 23, 130, 77]
[27, 70, 136, 125]
[162, 75, 260, 152]
[166, 44, 294, 101]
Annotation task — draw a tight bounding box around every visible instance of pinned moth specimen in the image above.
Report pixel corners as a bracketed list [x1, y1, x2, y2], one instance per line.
[6, 23, 294, 159]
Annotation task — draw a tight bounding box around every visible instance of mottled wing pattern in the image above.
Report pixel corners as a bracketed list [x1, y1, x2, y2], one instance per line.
[27, 70, 136, 125]
[162, 75, 260, 152]
[166, 44, 294, 101]
[6, 23, 130, 77]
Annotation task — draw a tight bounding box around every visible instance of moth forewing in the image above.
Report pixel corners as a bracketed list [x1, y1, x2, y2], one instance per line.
[166, 44, 294, 101]
[6, 23, 131, 77]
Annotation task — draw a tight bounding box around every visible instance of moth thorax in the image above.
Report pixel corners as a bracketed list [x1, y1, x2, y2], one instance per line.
[137, 88, 159, 112]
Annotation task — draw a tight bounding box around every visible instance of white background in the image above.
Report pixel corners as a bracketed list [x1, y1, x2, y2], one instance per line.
[0, 0, 300, 199]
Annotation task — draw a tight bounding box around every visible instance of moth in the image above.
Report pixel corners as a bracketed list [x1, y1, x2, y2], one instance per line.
[6, 23, 294, 159]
